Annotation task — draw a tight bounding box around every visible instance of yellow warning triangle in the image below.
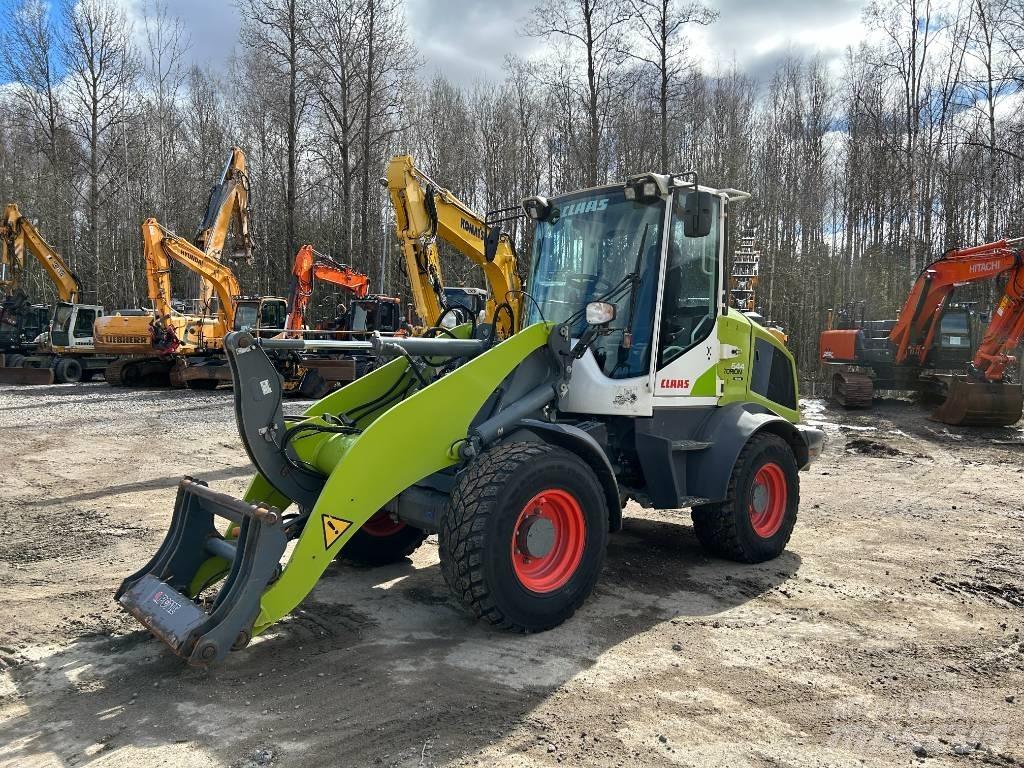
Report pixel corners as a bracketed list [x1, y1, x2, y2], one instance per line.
[322, 515, 352, 549]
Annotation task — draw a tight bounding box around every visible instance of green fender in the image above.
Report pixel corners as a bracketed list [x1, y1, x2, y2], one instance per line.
[240, 322, 554, 633]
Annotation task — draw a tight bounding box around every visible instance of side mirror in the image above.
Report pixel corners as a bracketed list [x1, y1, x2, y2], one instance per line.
[680, 190, 714, 238]
[586, 301, 616, 326]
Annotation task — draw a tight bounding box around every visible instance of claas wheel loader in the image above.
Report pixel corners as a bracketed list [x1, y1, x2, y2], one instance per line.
[116, 172, 825, 666]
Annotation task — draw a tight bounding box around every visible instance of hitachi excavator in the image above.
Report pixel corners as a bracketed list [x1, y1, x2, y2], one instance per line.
[98, 218, 287, 388]
[279, 244, 402, 397]
[384, 155, 522, 336]
[95, 147, 283, 388]
[820, 237, 1024, 426]
[0, 203, 118, 384]
[116, 171, 824, 667]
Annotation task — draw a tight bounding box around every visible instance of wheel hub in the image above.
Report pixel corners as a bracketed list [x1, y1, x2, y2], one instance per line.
[748, 462, 787, 539]
[751, 483, 769, 515]
[516, 511, 556, 559]
[510, 489, 586, 593]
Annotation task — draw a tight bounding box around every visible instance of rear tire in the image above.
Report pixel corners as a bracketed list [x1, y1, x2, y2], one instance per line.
[54, 357, 83, 383]
[336, 511, 427, 566]
[6, 354, 25, 368]
[691, 432, 799, 563]
[439, 441, 608, 632]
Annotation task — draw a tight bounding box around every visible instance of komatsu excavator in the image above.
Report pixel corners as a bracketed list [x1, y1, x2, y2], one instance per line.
[820, 237, 1024, 426]
[98, 218, 286, 388]
[385, 155, 522, 336]
[116, 170, 824, 667]
[95, 147, 280, 387]
[0, 203, 117, 384]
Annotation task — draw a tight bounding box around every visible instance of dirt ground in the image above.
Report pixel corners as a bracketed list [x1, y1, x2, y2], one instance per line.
[0, 382, 1022, 768]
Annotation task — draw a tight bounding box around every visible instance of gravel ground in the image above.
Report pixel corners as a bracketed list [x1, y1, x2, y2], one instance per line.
[0, 382, 1022, 767]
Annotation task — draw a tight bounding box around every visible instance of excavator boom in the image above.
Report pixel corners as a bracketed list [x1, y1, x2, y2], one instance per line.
[385, 155, 522, 336]
[0, 203, 84, 304]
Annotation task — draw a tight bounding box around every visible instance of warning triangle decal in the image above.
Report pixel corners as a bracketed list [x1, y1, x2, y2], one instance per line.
[322, 515, 352, 550]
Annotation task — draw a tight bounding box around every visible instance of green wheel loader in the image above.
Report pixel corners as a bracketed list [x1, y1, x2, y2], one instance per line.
[116, 172, 825, 666]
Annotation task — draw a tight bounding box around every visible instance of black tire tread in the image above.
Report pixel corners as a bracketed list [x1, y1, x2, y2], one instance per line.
[691, 432, 798, 563]
[440, 441, 601, 632]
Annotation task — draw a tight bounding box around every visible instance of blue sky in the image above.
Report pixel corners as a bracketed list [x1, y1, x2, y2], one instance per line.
[0, 0, 869, 86]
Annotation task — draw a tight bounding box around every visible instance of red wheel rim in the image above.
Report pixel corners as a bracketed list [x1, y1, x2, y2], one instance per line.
[511, 489, 586, 593]
[361, 511, 406, 538]
[749, 462, 787, 538]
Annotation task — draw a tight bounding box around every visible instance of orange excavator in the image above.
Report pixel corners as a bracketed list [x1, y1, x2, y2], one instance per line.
[279, 244, 403, 397]
[820, 237, 1024, 426]
[284, 244, 369, 333]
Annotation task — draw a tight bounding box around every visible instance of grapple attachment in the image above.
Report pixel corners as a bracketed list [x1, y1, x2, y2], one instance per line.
[115, 477, 287, 666]
[931, 375, 1024, 427]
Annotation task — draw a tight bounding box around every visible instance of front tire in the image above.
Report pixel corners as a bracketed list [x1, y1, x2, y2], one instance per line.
[691, 432, 799, 563]
[54, 357, 83, 383]
[439, 442, 608, 632]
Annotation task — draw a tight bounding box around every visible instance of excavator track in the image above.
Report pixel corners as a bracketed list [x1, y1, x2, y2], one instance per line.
[831, 370, 873, 408]
[931, 375, 1023, 427]
[106, 357, 174, 387]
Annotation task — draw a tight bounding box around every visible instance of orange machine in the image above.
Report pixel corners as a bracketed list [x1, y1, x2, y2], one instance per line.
[820, 237, 1024, 425]
[284, 244, 369, 335]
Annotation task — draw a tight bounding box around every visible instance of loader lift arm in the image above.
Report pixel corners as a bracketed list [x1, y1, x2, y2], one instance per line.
[284, 244, 370, 335]
[385, 155, 522, 336]
[887, 237, 1024, 381]
[0, 203, 84, 303]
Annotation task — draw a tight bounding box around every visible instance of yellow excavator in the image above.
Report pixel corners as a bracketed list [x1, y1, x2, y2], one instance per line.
[0, 203, 120, 384]
[384, 155, 522, 337]
[95, 147, 284, 387]
[98, 218, 287, 388]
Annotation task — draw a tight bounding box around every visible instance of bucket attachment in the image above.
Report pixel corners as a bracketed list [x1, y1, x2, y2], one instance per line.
[115, 476, 287, 666]
[931, 375, 1024, 427]
[0, 366, 55, 385]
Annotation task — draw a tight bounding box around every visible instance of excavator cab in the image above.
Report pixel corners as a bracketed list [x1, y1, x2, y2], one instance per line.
[48, 302, 104, 351]
[232, 297, 288, 338]
[348, 297, 401, 334]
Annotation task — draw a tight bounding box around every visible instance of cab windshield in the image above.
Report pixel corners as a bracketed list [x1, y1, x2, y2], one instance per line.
[233, 303, 258, 331]
[526, 189, 665, 379]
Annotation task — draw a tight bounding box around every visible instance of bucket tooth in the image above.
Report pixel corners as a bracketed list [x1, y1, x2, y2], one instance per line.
[116, 477, 288, 666]
[931, 376, 1024, 427]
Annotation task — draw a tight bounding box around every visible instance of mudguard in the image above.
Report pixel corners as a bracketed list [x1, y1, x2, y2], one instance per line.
[687, 402, 813, 503]
[505, 419, 623, 532]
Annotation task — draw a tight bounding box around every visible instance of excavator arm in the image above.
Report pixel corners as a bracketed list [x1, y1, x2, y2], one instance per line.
[385, 155, 522, 336]
[142, 218, 244, 332]
[888, 238, 1024, 379]
[193, 147, 253, 313]
[0, 203, 83, 303]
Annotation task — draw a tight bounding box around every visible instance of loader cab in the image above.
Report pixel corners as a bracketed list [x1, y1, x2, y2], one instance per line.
[524, 174, 798, 420]
[49, 302, 103, 350]
[233, 297, 288, 338]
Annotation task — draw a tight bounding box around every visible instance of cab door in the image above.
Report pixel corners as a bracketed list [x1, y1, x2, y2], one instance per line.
[70, 306, 98, 347]
[650, 193, 724, 408]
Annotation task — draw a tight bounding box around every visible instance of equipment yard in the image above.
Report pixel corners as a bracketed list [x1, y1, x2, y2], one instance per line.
[0, 384, 1020, 768]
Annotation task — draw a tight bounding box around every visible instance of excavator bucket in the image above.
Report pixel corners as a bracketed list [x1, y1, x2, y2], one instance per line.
[931, 375, 1023, 427]
[0, 364, 54, 385]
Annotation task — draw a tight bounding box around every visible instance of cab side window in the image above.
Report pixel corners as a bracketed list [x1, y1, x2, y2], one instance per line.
[73, 308, 96, 337]
[657, 202, 719, 368]
[260, 301, 286, 330]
